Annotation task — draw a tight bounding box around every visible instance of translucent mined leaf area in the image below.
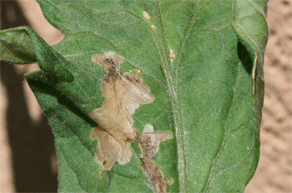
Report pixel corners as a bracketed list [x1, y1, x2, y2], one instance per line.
[0, 0, 268, 192]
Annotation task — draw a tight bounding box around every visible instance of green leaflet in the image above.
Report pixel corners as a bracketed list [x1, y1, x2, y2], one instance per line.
[0, 27, 74, 81]
[0, 0, 268, 192]
[0, 27, 37, 64]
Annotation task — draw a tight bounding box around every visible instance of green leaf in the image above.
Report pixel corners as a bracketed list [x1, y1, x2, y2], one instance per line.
[1, 0, 268, 192]
[231, 0, 268, 131]
[0, 27, 74, 81]
[0, 27, 37, 64]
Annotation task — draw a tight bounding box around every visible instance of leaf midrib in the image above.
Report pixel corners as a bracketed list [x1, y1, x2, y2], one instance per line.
[155, 1, 213, 192]
[156, 1, 188, 192]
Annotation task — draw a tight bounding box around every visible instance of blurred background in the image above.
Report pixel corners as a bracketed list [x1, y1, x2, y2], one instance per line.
[0, 0, 291, 192]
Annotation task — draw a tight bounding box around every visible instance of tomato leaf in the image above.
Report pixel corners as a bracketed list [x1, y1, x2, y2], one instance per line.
[0, 0, 268, 192]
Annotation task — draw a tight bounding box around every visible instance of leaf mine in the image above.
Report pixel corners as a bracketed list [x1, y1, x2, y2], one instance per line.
[90, 51, 173, 192]
[137, 124, 174, 193]
[90, 51, 154, 172]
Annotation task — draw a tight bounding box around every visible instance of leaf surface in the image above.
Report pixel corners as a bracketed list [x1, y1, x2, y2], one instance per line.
[0, 0, 268, 192]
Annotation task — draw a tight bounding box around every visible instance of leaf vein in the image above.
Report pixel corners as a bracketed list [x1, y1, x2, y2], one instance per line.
[203, 61, 242, 192]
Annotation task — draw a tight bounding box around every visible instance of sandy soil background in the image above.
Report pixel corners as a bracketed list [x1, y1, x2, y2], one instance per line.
[0, 0, 291, 192]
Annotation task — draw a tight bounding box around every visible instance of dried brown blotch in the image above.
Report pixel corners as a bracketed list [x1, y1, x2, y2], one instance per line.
[90, 127, 132, 174]
[91, 51, 124, 82]
[90, 51, 173, 193]
[137, 124, 173, 193]
[89, 51, 154, 173]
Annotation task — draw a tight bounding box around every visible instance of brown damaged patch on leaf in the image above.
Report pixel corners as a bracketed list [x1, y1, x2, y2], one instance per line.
[90, 51, 173, 192]
[89, 51, 154, 172]
[137, 124, 173, 193]
[90, 128, 132, 175]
